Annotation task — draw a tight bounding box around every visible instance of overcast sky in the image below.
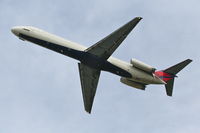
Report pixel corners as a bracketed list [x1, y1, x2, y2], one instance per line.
[0, 0, 199, 133]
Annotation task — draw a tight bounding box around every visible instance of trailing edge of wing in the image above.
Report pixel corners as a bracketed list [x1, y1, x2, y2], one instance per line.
[78, 63, 101, 113]
[85, 17, 142, 60]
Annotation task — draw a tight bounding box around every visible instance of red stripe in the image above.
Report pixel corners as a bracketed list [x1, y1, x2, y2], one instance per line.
[154, 71, 174, 82]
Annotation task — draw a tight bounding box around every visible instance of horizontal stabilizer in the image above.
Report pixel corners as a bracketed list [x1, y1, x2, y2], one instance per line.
[164, 59, 192, 75]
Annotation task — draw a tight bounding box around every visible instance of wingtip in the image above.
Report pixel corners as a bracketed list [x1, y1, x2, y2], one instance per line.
[134, 17, 143, 22]
[86, 110, 91, 114]
[136, 17, 143, 20]
[129, 17, 142, 24]
[185, 59, 193, 65]
[167, 94, 173, 97]
[187, 59, 193, 62]
[85, 107, 92, 114]
[130, 17, 142, 22]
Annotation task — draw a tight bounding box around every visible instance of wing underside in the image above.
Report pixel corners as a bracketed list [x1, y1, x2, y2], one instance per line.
[77, 17, 142, 113]
[85, 17, 142, 60]
[78, 63, 101, 113]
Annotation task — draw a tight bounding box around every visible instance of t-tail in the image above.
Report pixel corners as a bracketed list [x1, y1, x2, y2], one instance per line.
[154, 59, 192, 96]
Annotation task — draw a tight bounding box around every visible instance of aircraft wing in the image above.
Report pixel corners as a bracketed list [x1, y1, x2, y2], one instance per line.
[78, 63, 101, 113]
[85, 17, 142, 60]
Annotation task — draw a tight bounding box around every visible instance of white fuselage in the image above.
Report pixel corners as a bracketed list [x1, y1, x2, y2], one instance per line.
[11, 26, 165, 85]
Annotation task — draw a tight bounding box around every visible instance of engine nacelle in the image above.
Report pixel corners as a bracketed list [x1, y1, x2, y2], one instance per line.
[120, 77, 145, 90]
[130, 58, 156, 74]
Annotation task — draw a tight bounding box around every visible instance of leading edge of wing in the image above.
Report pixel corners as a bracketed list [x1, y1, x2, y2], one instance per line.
[85, 17, 142, 60]
[78, 63, 101, 113]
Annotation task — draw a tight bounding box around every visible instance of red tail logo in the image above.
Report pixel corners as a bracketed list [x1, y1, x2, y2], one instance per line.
[154, 71, 175, 82]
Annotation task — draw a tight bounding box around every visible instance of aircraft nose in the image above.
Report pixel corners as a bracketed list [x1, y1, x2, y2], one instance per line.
[11, 26, 21, 36]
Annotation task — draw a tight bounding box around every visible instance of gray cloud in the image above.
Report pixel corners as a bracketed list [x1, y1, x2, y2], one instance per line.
[0, 0, 199, 133]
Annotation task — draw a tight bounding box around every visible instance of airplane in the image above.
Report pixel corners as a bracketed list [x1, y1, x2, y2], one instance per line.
[11, 17, 192, 113]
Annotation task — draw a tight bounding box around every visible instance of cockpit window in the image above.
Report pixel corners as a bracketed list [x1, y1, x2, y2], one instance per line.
[23, 28, 30, 31]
